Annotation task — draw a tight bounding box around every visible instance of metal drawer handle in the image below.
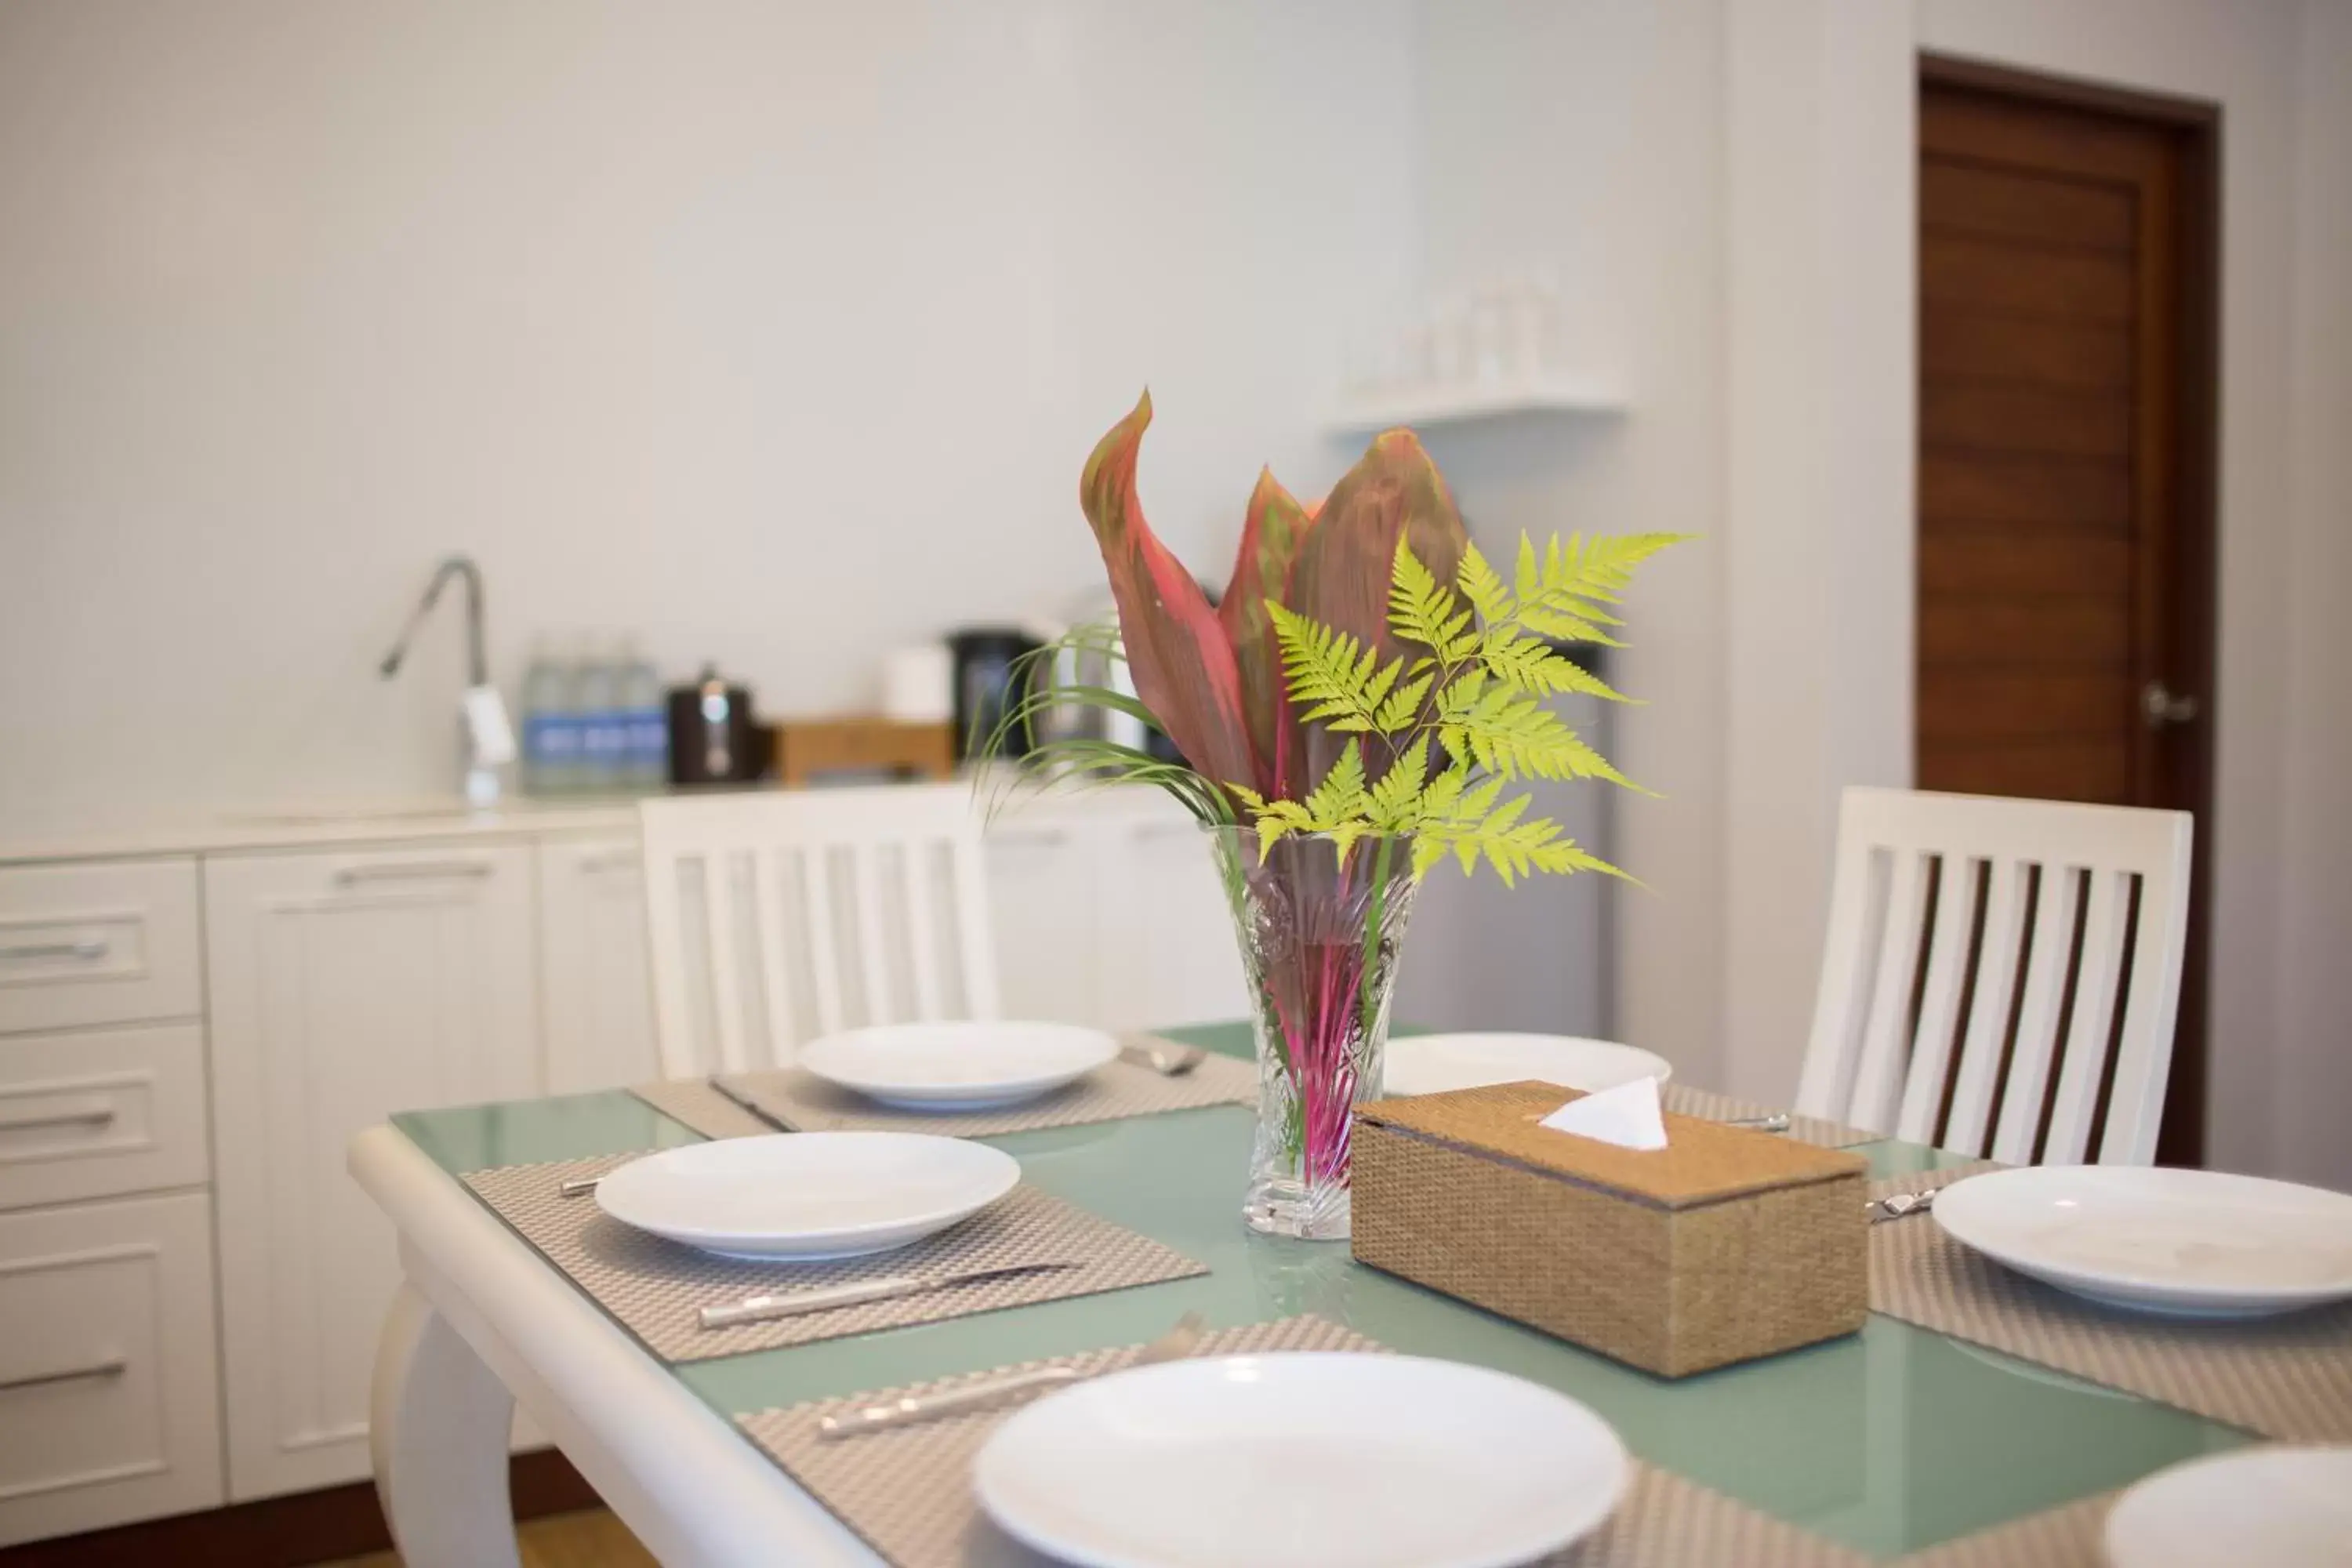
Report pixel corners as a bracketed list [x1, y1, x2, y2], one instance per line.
[0, 1355, 128, 1393]
[0, 938, 107, 963]
[333, 861, 495, 887]
[577, 852, 641, 876]
[0, 1098, 116, 1133]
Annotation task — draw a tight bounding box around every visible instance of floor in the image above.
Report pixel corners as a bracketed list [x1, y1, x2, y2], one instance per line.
[321, 1508, 655, 1568]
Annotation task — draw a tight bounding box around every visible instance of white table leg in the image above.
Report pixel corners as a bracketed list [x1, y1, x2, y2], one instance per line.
[371, 1281, 524, 1568]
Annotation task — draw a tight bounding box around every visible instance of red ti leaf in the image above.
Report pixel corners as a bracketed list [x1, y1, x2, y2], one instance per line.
[1283, 428, 1471, 781]
[1218, 468, 1316, 796]
[1078, 392, 1260, 796]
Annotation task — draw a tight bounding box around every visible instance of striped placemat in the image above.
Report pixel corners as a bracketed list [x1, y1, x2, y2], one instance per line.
[1889, 1491, 2112, 1568]
[1659, 1083, 1882, 1149]
[738, 1315, 1871, 1568]
[630, 1037, 1254, 1142]
[1867, 1167, 2352, 1442]
[463, 1152, 1204, 1363]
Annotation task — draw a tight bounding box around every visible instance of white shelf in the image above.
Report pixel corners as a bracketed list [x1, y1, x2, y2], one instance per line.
[1323, 376, 1625, 434]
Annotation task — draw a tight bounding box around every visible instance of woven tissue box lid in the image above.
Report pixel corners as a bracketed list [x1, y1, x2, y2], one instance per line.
[1356, 1080, 1866, 1210]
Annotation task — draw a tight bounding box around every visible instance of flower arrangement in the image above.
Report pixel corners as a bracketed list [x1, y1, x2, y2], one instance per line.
[1009, 391, 1679, 1237]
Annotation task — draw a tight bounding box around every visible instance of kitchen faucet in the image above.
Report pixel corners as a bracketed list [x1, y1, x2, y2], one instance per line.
[379, 554, 511, 808]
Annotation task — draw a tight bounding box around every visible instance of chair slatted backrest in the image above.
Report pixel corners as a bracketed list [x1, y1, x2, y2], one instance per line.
[1794, 787, 2192, 1165]
[637, 785, 999, 1077]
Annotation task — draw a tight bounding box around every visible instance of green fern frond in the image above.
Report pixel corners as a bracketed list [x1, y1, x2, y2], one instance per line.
[1459, 543, 1511, 626]
[1301, 739, 1367, 825]
[1372, 670, 1434, 734]
[1268, 602, 1381, 733]
[1367, 736, 1431, 827]
[1478, 628, 1628, 702]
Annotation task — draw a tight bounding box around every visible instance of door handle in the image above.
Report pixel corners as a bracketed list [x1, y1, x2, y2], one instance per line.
[0, 1355, 127, 1393]
[332, 861, 495, 887]
[0, 938, 107, 963]
[2141, 681, 2200, 729]
[0, 1098, 116, 1133]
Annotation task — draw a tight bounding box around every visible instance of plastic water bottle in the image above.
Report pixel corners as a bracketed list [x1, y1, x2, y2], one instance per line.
[616, 639, 668, 793]
[572, 637, 627, 795]
[521, 636, 582, 795]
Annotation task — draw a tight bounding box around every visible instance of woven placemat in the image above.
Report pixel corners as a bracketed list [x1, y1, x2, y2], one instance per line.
[1889, 1491, 2111, 1568]
[739, 1315, 1869, 1568]
[630, 1076, 782, 1140]
[1659, 1083, 1881, 1149]
[703, 1046, 1255, 1138]
[1867, 1167, 2352, 1442]
[463, 1153, 1204, 1363]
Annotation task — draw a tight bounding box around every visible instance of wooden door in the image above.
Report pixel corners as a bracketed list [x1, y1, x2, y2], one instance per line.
[205, 844, 541, 1500]
[1916, 66, 2216, 1163]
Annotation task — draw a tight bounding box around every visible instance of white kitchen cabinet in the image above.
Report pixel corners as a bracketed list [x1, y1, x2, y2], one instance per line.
[1095, 809, 1247, 1031]
[0, 1190, 223, 1546]
[535, 835, 659, 1093]
[985, 815, 1102, 1025]
[205, 843, 541, 1501]
[985, 793, 1247, 1033]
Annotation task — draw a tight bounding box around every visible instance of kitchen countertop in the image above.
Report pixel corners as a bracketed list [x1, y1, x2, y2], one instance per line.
[0, 773, 1192, 866]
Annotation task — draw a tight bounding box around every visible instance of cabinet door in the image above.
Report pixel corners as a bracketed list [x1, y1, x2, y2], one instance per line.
[1098, 808, 1247, 1031]
[205, 844, 539, 1501]
[536, 836, 659, 1093]
[984, 818, 1102, 1026]
[0, 1192, 223, 1544]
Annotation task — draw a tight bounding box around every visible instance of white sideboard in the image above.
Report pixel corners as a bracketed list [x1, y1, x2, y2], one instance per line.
[0, 785, 1245, 1544]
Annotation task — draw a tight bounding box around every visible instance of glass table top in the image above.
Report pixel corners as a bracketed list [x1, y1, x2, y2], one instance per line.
[391, 1023, 2243, 1559]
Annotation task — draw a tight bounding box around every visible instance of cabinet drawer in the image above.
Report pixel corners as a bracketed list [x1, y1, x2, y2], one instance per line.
[0, 861, 201, 1034]
[0, 1025, 209, 1211]
[0, 1191, 223, 1545]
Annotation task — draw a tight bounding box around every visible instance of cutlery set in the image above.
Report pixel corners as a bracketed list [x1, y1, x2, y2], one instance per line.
[698, 1261, 1080, 1330]
[817, 1310, 1208, 1439]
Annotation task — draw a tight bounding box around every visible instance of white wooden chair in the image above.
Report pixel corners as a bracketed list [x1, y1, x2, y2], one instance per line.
[637, 784, 1000, 1077]
[1793, 787, 2192, 1165]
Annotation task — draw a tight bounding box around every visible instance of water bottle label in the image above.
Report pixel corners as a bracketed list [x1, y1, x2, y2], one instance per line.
[524, 713, 582, 762]
[623, 709, 669, 766]
[580, 719, 627, 762]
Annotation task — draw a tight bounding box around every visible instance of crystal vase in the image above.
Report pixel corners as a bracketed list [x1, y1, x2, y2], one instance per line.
[1207, 826, 1419, 1240]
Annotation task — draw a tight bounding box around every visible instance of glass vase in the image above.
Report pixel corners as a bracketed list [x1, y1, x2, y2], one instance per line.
[1207, 826, 1419, 1240]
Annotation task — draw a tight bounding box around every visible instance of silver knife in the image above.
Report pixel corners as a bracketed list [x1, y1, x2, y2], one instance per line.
[698, 1261, 1076, 1330]
[708, 1074, 794, 1131]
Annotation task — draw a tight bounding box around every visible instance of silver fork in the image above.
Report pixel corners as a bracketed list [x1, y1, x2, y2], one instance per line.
[816, 1309, 1209, 1440]
[1868, 1189, 1939, 1223]
[1120, 1038, 1208, 1077]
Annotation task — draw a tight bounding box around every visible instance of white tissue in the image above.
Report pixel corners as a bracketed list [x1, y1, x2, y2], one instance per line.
[1539, 1075, 1668, 1151]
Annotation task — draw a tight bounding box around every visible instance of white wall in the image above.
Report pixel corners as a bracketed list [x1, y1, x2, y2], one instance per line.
[1712, 0, 2343, 1182]
[2275, 0, 2352, 1190]
[1408, 2, 1730, 1083]
[0, 0, 1418, 826]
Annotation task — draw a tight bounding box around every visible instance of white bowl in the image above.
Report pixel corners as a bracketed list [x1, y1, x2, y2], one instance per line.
[1933, 1164, 2352, 1318]
[800, 1021, 1120, 1110]
[593, 1132, 1018, 1261]
[973, 1352, 1628, 1568]
[2105, 1446, 2352, 1567]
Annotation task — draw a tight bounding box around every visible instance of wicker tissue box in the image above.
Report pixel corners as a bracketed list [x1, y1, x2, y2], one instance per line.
[1351, 1080, 1868, 1377]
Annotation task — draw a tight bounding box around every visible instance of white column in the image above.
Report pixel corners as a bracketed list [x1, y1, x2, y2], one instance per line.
[1720, 0, 1918, 1099]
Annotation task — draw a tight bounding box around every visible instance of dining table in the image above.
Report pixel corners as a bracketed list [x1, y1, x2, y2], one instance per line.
[349, 1022, 2251, 1568]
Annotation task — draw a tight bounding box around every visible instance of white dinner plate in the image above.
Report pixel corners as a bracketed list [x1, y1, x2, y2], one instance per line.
[1382, 1032, 1672, 1098]
[1933, 1165, 2352, 1318]
[800, 1021, 1120, 1110]
[2105, 1446, 2352, 1567]
[593, 1133, 1018, 1261]
[972, 1352, 1627, 1568]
